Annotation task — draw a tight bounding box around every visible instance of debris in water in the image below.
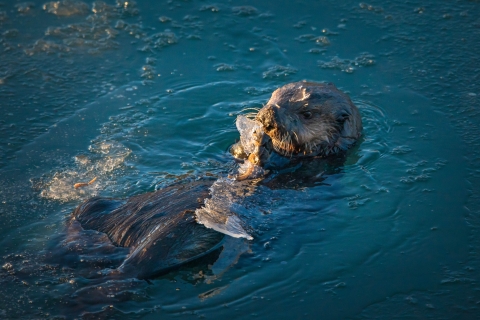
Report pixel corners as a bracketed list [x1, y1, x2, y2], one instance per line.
[73, 177, 97, 189]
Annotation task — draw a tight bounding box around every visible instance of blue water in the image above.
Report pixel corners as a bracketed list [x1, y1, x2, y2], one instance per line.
[0, 0, 479, 318]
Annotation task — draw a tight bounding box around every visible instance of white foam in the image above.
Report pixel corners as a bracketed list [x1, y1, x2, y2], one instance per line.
[40, 141, 131, 202]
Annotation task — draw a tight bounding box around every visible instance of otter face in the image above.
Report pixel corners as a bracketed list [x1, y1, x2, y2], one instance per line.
[256, 82, 362, 157]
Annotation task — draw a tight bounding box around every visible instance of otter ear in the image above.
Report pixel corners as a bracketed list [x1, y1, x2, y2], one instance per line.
[340, 112, 358, 138]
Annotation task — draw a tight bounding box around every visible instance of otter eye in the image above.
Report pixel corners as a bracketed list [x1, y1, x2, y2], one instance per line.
[301, 111, 312, 119]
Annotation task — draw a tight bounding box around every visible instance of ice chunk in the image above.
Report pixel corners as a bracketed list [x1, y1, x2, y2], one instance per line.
[236, 115, 264, 155]
[195, 177, 254, 240]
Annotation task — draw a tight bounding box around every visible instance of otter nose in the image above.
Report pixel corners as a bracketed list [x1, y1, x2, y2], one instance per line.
[256, 105, 278, 133]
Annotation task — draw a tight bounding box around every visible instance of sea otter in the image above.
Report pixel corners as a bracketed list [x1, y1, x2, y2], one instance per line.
[232, 81, 362, 163]
[71, 180, 224, 279]
[70, 81, 362, 279]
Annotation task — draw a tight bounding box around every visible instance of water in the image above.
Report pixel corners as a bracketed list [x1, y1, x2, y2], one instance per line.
[0, 0, 479, 318]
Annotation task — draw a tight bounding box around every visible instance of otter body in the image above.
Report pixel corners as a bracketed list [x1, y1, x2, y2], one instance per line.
[72, 180, 224, 279]
[70, 81, 362, 279]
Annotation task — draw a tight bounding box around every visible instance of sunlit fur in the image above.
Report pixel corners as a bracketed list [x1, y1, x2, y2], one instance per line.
[255, 81, 362, 157]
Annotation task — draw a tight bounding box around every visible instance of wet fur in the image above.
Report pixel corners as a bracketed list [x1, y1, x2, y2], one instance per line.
[69, 82, 361, 280]
[71, 180, 224, 279]
[255, 82, 362, 157]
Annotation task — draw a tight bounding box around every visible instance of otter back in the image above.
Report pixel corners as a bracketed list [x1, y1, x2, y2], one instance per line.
[72, 180, 224, 279]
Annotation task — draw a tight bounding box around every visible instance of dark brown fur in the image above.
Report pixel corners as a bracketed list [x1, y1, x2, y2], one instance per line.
[71, 180, 224, 279]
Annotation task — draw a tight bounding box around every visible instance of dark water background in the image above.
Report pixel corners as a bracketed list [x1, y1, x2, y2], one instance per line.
[0, 0, 479, 318]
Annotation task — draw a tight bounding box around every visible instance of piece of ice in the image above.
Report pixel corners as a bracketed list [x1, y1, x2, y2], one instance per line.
[195, 177, 254, 240]
[236, 115, 264, 155]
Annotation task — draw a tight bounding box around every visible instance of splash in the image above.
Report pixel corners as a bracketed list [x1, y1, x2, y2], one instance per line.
[40, 141, 131, 201]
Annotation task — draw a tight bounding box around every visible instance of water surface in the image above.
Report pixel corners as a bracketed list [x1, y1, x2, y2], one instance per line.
[0, 0, 479, 318]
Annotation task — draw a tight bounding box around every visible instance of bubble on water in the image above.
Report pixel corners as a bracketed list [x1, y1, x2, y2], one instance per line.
[413, 7, 425, 14]
[114, 19, 125, 29]
[262, 65, 297, 79]
[44, 21, 120, 52]
[243, 85, 276, 97]
[295, 34, 317, 43]
[347, 194, 370, 209]
[187, 34, 201, 40]
[88, 141, 131, 169]
[314, 36, 330, 46]
[124, 23, 146, 38]
[308, 48, 326, 54]
[391, 145, 412, 155]
[26, 0, 142, 55]
[141, 65, 156, 79]
[24, 39, 71, 55]
[43, 0, 89, 16]
[232, 6, 258, 17]
[358, 3, 384, 14]
[140, 31, 178, 51]
[183, 14, 199, 22]
[158, 16, 172, 23]
[318, 53, 375, 73]
[293, 21, 307, 29]
[258, 12, 274, 19]
[321, 28, 338, 35]
[400, 174, 431, 184]
[2, 262, 13, 271]
[15, 2, 35, 14]
[74, 154, 90, 165]
[116, 0, 139, 17]
[215, 63, 236, 72]
[199, 5, 220, 13]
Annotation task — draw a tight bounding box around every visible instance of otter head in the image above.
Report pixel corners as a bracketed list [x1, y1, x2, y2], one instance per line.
[256, 81, 362, 157]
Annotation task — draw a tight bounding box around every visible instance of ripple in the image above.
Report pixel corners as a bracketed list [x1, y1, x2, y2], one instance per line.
[15, 2, 35, 14]
[318, 53, 376, 73]
[232, 6, 258, 16]
[262, 65, 298, 78]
